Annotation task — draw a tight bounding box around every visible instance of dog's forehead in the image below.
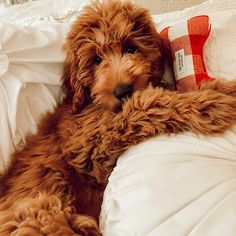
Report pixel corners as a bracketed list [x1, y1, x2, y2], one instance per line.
[93, 23, 132, 46]
[72, 2, 157, 54]
[95, 18, 133, 44]
[82, 3, 139, 45]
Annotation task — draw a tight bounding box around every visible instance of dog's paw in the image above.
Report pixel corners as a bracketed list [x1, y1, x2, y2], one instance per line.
[0, 193, 80, 235]
[70, 214, 101, 236]
[200, 79, 236, 97]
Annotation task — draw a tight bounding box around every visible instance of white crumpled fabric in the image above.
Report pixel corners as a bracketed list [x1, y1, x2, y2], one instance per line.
[0, 22, 66, 171]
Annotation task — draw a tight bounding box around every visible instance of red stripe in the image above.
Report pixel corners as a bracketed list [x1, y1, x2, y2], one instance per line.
[188, 15, 210, 35]
[160, 27, 169, 41]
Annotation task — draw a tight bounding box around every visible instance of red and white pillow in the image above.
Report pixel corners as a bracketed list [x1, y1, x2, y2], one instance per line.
[161, 15, 213, 92]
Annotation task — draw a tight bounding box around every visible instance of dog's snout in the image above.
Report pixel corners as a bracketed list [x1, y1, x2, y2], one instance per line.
[113, 84, 133, 100]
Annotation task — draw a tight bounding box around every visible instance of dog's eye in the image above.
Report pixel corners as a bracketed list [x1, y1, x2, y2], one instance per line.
[95, 56, 102, 65]
[126, 46, 137, 54]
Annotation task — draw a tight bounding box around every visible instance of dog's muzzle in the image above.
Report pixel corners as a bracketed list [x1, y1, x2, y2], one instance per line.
[113, 84, 133, 100]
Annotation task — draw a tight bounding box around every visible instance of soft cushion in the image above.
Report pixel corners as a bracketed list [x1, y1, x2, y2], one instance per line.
[101, 128, 236, 236]
[160, 15, 212, 92]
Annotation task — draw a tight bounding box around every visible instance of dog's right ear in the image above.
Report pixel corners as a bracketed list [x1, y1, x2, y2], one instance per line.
[61, 39, 91, 113]
[129, 4, 176, 90]
[147, 25, 176, 90]
[155, 36, 176, 90]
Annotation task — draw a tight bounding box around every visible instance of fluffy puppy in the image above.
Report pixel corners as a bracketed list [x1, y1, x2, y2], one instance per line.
[62, 0, 173, 113]
[1, 1, 236, 235]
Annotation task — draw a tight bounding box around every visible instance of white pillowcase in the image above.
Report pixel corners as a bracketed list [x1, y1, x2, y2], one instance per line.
[101, 129, 236, 236]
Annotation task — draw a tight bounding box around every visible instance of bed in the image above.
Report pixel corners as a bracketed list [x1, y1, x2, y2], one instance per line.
[0, 0, 236, 235]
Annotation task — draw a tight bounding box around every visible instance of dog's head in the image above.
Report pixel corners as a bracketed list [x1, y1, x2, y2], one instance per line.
[62, 0, 172, 112]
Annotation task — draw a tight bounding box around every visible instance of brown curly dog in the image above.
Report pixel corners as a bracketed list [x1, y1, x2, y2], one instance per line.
[1, 1, 236, 235]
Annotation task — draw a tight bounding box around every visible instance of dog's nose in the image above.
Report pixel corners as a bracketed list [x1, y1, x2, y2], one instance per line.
[113, 84, 133, 100]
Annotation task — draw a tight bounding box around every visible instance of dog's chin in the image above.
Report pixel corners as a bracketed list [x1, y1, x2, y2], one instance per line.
[94, 95, 124, 113]
[93, 91, 135, 113]
[106, 98, 123, 113]
[111, 103, 122, 113]
[106, 96, 134, 113]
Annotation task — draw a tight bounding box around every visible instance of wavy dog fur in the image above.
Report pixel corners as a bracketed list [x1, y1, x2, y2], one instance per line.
[1, 1, 236, 235]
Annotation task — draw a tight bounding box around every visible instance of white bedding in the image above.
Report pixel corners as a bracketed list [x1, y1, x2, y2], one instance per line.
[100, 129, 236, 236]
[0, 0, 236, 235]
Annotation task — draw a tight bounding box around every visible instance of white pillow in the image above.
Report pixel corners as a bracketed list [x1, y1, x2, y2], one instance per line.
[100, 0, 236, 235]
[101, 129, 236, 236]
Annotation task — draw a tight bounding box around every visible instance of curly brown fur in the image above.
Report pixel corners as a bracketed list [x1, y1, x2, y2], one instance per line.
[0, 1, 236, 235]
